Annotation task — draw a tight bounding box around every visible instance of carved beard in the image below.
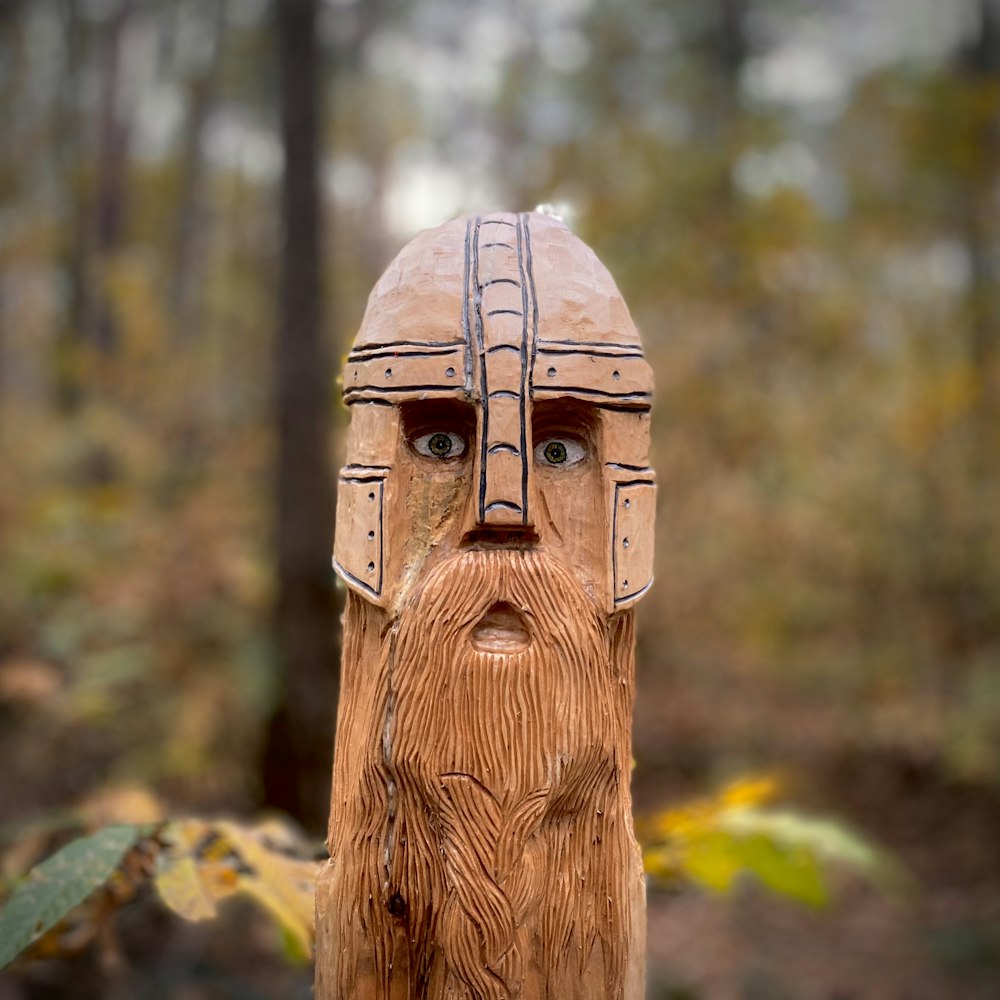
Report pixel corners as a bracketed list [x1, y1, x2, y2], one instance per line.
[317, 549, 644, 1000]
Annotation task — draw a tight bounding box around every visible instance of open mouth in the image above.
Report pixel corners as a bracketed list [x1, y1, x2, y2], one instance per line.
[470, 602, 530, 653]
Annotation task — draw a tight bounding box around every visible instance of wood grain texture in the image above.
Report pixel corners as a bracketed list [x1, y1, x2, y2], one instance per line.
[317, 553, 645, 999]
[319, 211, 653, 998]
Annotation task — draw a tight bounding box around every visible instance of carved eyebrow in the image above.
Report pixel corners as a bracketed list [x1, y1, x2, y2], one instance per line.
[605, 462, 652, 473]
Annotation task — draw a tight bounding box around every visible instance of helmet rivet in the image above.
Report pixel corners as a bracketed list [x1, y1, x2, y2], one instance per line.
[547, 366, 556, 377]
[445, 366, 455, 377]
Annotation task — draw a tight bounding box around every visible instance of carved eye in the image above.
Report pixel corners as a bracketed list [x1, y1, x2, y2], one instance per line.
[414, 431, 466, 459]
[535, 437, 585, 467]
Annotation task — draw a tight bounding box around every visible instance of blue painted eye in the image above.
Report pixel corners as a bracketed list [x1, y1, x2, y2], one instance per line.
[535, 438, 586, 467]
[414, 431, 466, 459]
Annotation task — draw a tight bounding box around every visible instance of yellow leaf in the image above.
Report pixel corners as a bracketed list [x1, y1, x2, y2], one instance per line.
[155, 855, 217, 922]
[215, 820, 319, 961]
[154, 817, 320, 961]
[719, 775, 782, 809]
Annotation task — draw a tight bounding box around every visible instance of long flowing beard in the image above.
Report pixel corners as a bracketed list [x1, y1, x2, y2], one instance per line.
[317, 550, 644, 1000]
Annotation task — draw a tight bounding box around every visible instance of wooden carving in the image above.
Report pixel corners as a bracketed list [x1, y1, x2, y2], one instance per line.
[316, 213, 655, 1000]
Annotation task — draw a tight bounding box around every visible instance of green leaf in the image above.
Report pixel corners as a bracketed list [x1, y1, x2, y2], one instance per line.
[0, 824, 151, 969]
[719, 807, 895, 886]
[735, 834, 829, 907]
[642, 786, 902, 908]
[680, 833, 744, 893]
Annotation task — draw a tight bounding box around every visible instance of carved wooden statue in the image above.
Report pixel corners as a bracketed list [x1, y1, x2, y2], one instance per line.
[315, 212, 655, 1000]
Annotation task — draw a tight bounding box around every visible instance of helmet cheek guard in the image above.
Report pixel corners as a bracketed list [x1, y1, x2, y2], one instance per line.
[601, 410, 656, 614]
[332, 403, 397, 609]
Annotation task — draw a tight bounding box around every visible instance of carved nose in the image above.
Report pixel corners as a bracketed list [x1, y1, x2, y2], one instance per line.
[462, 525, 539, 549]
[479, 436, 531, 528]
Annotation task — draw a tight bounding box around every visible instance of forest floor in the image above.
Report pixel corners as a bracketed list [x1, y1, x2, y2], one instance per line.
[2, 750, 997, 1000]
[1, 640, 999, 999]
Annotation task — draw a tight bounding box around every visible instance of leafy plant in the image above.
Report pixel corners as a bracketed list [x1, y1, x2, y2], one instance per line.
[0, 824, 153, 968]
[0, 778, 901, 972]
[639, 776, 903, 907]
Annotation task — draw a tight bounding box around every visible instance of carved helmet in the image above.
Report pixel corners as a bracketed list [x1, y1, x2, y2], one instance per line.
[334, 212, 655, 615]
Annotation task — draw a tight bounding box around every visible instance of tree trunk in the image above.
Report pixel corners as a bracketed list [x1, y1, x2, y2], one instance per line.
[90, 0, 134, 355]
[170, 0, 227, 342]
[263, 0, 339, 835]
[53, 0, 90, 411]
[959, 0, 1000, 396]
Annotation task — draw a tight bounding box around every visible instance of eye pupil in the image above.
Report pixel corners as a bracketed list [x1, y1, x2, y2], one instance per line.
[428, 432, 453, 457]
[544, 441, 567, 464]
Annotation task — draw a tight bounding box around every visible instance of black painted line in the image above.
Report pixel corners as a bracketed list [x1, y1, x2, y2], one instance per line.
[344, 463, 391, 473]
[614, 578, 654, 606]
[483, 278, 520, 288]
[344, 383, 467, 395]
[535, 347, 643, 359]
[339, 475, 387, 484]
[538, 338, 641, 350]
[488, 443, 520, 455]
[484, 500, 522, 514]
[605, 462, 653, 473]
[615, 479, 656, 490]
[350, 338, 465, 352]
[523, 213, 540, 419]
[489, 389, 519, 399]
[612, 481, 619, 602]
[463, 219, 473, 391]
[481, 219, 517, 228]
[348, 347, 463, 363]
[378, 479, 384, 593]
[347, 399, 393, 408]
[333, 558, 381, 599]
[532, 386, 653, 400]
[516, 214, 531, 525]
[486, 343, 520, 355]
[486, 309, 523, 318]
[474, 216, 488, 523]
[481, 241, 515, 250]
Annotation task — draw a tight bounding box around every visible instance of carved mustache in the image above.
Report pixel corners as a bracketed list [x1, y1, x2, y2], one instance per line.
[397, 547, 606, 656]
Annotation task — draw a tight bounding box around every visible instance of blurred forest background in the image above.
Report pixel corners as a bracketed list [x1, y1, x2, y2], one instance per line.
[1, 0, 999, 997]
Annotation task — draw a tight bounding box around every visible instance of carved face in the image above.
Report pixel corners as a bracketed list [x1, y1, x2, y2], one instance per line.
[333, 212, 655, 620]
